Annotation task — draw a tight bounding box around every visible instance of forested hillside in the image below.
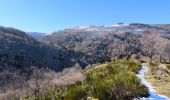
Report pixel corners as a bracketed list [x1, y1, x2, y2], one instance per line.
[43, 23, 170, 63]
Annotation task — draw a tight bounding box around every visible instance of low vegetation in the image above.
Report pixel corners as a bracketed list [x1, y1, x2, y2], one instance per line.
[21, 60, 148, 100]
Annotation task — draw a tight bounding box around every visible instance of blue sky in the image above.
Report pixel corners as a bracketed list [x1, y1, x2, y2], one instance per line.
[0, 0, 170, 33]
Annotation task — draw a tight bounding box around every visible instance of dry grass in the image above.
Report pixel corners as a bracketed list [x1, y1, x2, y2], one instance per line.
[0, 66, 84, 100]
[51, 67, 84, 86]
[145, 64, 170, 97]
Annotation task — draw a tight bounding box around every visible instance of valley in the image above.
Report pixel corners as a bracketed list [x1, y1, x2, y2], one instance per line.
[1, 0, 170, 99]
[0, 23, 170, 99]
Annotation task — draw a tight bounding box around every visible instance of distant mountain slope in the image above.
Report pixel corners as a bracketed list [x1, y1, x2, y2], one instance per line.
[1, 23, 170, 72]
[151, 24, 170, 31]
[26, 32, 49, 40]
[0, 26, 97, 73]
[43, 23, 170, 63]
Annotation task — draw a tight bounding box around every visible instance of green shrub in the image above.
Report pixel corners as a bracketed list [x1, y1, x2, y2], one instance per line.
[64, 84, 87, 100]
[82, 60, 148, 99]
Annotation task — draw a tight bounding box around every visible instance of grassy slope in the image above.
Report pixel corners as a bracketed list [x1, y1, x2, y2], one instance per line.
[21, 60, 148, 100]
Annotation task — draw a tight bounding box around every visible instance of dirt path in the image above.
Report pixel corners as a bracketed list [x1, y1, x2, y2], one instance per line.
[144, 64, 170, 98]
[136, 66, 169, 99]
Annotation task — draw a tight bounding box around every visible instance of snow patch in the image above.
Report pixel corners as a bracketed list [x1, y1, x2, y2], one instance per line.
[134, 29, 144, 32]
[77, 25, 91, 29]
[110, 24, 129, 27]
[44, 32, 52, 35]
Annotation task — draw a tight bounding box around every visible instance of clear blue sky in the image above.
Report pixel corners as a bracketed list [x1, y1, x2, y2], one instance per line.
[0, 0, 170, 33]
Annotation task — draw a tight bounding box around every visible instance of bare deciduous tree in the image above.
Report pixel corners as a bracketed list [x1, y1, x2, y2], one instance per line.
[29, 67, 48, 99]
[140, 32, 166, 62]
